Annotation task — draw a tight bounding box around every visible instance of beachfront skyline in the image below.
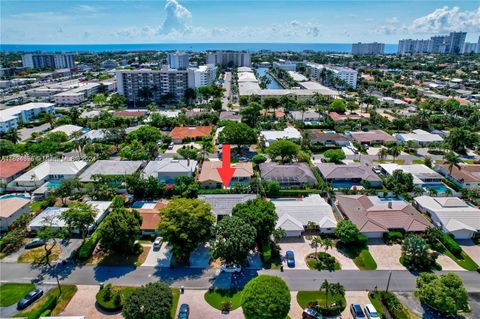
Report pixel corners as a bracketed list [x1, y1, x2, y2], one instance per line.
[1, 0, 479, 44]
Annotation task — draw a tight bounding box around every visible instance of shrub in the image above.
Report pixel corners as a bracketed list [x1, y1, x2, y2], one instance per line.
[252, 154, 267, 164]
[221, 300, 233, 312]
[440, 233, 462, 257]
[383, 231, 404, 244]
[262, 243, 271, 263]
[96, 285, 123, 311]
[78, 230, 100, 260]
[39, 310, 51, 317]
[27, 296, 57, 319]
[356, 234, 368, 247]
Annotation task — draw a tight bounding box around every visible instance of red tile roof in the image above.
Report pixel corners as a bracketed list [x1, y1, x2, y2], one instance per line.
[170, 126, 212, 140]
[0, 160, 31, 179]
[135, 201, 167, 230]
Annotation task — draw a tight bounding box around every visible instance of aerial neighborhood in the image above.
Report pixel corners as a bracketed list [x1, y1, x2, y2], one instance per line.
[0, 31, 480, 319]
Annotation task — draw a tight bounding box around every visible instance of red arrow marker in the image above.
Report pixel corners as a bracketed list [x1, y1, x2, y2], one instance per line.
[217, 144, 236, 188]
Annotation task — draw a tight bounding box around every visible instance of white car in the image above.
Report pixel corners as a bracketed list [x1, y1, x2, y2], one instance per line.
[364, 304, 379, 319]
[153, 237, 163, 250]
[220, 263, 242, 273]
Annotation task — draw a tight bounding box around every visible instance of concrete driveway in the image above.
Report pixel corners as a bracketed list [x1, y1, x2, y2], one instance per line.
[1, 238, 82, 264]
[61, 285, 122, 318]
[341, 291, 371, 319]
[142, 243, 172, 267]
[175, 289, 244, 319]
[457, 239, 480, 265]
[436, 254, 465, 271]
[278, 238, 312, 270]
[189, 243, 211, 268]
[289, 291, 304, 319]
[368, 239, 405, 270]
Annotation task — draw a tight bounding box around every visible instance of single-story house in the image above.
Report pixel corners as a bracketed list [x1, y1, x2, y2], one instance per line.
[414, 196, 480, 239]
[50, 124, 84, 138]
[113, 110, 147, 118]
[259, 162, 317, 188]
[0, 196, 31, 231]
[79, 160, 144, 182]
[219, 111, 241, 122]
[289, 110, 322, 123]
[78, 129, 106, 142]
[328, 112, 365, 122]
[271, 194, 337, 237]
[260, 127, 301, 147]
[28, 201, 111, 233]
[435, 164, 480, 190]
[316, 163, 382, 188]
[170, 125, 212, 144]
[0, 159, 31, 184]
[9, 161, 87, 191]
[308, 130, 350, 147]
[394, 129, 443, 146]
[198, 194, 256, 221]
[198, 161, 253, 189]
[133, 201, 167, 235]
[347, 130, 396, 145]
[379, 163, 443, 186]
[336, 195, 431, 238]
[143, 159, 197, 184]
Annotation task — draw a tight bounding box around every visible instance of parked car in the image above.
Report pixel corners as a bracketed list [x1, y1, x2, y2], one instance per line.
[350, 303, 366, 319]
[302, 307, 323, 319]
[220, 263, 242, 273]
[153, 237, 163, 250]
[364, 304, 379, 318]
[168, 142, 174, 150]
[17, 288, 43, 310]
[178, 303, 190, 319]
[25, 238, 45, 249]
[286, 250, 295, 268]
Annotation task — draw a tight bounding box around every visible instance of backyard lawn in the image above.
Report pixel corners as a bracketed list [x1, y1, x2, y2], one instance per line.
[0, 283, 35, 307]
[204, 289, 243, 310]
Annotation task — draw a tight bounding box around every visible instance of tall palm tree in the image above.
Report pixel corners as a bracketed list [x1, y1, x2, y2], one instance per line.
[320, 280, 332, 309]
[378, 148, 388, 162]
[388, 145, 402, 162]
[321, 237, 333, 253]
[443, 151, 461, 175]
[311, 236, 322, 260]
[4, 128, 20, 144]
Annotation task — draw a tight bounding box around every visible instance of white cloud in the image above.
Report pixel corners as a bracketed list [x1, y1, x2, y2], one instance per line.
[74, 5, 98, 14]
[158, 0, 192, 34]
[410, 6, 480, 34]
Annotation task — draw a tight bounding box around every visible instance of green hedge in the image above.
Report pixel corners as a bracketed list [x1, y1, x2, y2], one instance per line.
[441, 233, 462, 257]
[383, 231, 404, 244]
[96, 284, 123, 311]
[262, 243, 272, 263]
[78, 230, 100, 260]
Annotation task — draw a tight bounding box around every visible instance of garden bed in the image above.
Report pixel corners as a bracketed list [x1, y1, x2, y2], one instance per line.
[306, 252, 341, 271]
[296, 290, 346, 316]
[204, 289, 243, 311]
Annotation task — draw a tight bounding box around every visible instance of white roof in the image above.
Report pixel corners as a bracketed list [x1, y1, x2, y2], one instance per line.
[395, 129, 443, 143]
[380, 163, 442, 185]
[86, 200, 112, 222]
[143, 159, 197, 177]
[14, 161, 87, 182]
[288, 71, 308, 82]
[0, 102, 54, 122]
[158, 110, 180, 118]
[50, 125, 83, 137]
[237, 72, 258, 83]
[414, 196, 480, 232]
[80, 129, 106, 141]
[79, 160, 143, 182]
[29, 207, 67, 228]
[260, 127, 301, 144]
[271, 194, 337, 231]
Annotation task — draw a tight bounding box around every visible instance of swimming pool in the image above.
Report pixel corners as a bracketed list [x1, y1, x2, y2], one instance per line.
[46, 181, 62, 188]
[423, 183, 452, 194]
[0, 194, 31, 200]
[332, 181, 363, 189]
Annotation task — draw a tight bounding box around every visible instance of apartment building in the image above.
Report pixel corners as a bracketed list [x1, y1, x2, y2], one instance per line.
[398, 32, 467, 55]
[188, 64, 217, 88]
[351, 42, 385, 55]
[167, 52, 190, 69]
[53, 83, 100, 105]
[307, 63, 357, 89]
[22, 53, 75, 69]
[115, 66, 188, 104]
[398, 39, 432, 55]
[207, 51, 251, 67]
[0, 102, 55, 133]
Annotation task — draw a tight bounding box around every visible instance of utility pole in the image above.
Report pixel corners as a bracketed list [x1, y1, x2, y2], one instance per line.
[386, 270, 392, 292]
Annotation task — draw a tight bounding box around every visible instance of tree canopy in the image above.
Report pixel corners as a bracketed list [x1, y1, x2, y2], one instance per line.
[122, 282, 172, 319]
[324, 149, 346, 164]
[210, 216, 256, 264]
[158, 198, 215, 263]
[266, 139, 300, 163]
[218, 121, 257, 149]
[61, 201, 96, 239]
[385, 170, 414, 196]
[232, 198, 277, 245]
[98, 207, 142, 254]
[241, 275, 291, 319]
[334, 220, 361, 244]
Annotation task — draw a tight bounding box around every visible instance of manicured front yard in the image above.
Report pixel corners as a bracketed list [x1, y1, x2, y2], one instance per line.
[306, 252, 341, 271]
[337, 243, 377, 270]
[441, 246, 478, 271]
[297, 290, 346, 314]
[204, 289, 243, 311]
[15, 284, 77, 318]
[17, 245, 61, 263]
[0, 283, 35, 306]
[87, 245, 150, 266]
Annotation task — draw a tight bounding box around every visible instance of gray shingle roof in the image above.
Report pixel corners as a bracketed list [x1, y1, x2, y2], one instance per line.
[198, 194, 256, 216]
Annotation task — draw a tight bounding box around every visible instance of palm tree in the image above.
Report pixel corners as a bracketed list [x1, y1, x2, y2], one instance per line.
[428, 188, 438, 197]
[4, 128, 20, 144]
[321, 237, 333, 253]
[320, 280, 332, 309]
[445, 188, 453, 197]
[443, 151, 461, 175]
[388, 145, 402, 162]
[311, 236, 322, 260]
[378, 148, 388, 162]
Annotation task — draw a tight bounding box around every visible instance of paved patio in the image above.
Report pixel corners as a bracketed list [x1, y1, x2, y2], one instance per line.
[436, 254, 465, 271]
[457, 239, 480, 265]
[368, 239, 405, 270]
[175, 289, 244, 319]
[61, 285, 123, 318]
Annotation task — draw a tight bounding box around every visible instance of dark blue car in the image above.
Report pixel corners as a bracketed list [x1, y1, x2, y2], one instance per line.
[178, 303, 190, 319]
[286, 250, 295, 268]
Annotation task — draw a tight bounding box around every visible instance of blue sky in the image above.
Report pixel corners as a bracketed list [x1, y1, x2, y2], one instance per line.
[1, 0, 479, 44]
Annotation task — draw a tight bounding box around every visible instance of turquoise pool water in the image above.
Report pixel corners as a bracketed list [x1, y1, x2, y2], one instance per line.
[46, 181, 62, 188]
[423, 183, 452, 194]
[332, 181, 362, 189]
[0, 194, 30, 200]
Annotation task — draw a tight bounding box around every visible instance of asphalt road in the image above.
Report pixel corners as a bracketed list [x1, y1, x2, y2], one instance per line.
[1, 263, 479, 292]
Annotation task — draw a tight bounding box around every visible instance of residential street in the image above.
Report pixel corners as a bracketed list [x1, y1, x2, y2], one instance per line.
[1, 263, 479, 293]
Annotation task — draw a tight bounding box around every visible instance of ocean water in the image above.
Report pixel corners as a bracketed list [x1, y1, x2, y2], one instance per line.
[0, 43, 398, 54]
